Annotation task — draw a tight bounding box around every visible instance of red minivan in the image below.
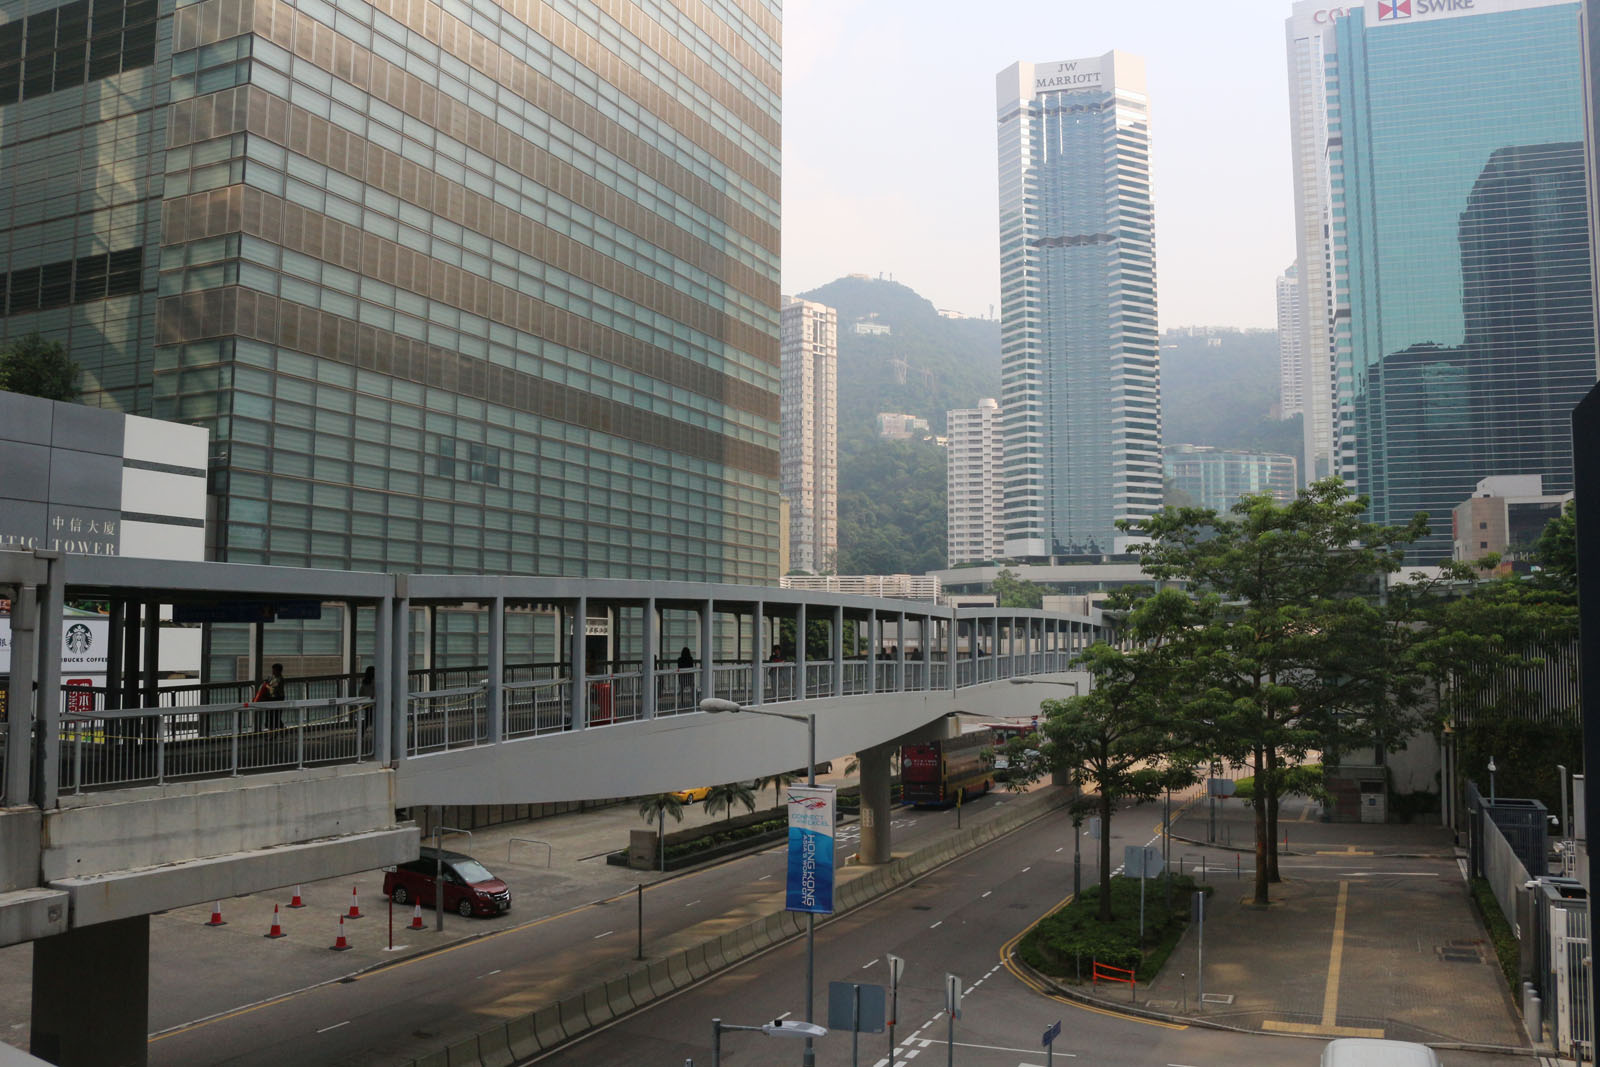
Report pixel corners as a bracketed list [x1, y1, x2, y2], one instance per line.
[383, 847, 512, 918]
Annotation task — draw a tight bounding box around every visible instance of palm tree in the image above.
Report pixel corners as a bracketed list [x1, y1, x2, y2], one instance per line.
[637, 793, 686, 872]
[754, 770, 798, 808]
[703, 780, 757, 824]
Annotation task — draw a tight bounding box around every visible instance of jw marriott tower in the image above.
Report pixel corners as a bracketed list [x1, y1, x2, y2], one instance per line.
[995, 53, 1161, 559]
[0, 0, 782, 582]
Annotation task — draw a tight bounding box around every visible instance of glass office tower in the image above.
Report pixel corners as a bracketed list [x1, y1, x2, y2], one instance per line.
[995, 52, 1161, 559]
[0, 0, 782, 583]
[1331, 0, 1595, 562]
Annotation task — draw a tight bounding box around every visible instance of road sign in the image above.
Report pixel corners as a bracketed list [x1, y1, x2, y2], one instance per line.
[1123, 844, 1164, 878]
[1207, 777, 1236, 797]
[886, 953, 905, 984]
[944, 973, 962, 1019]
[1042, 1019, 1062, 1047]
[1087, 816, 1101, 839]
[826, 981, 885, 1032]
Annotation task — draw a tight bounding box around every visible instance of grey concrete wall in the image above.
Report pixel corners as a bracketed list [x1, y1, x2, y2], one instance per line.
[0, 808, 42, 892]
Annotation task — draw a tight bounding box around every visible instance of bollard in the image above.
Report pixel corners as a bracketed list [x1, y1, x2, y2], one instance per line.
[1236, 854, 1240, 880]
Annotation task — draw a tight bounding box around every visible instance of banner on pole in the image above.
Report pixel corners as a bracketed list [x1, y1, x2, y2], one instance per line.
[785, 785, 836, 914]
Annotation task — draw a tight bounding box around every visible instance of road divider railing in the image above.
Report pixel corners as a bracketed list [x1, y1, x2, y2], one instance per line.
[398, 786, 1070, 1067]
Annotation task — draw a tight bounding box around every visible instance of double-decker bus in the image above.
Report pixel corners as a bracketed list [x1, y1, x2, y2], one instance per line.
[978, 720, 1040, 781]
[901, 728, 996, 807]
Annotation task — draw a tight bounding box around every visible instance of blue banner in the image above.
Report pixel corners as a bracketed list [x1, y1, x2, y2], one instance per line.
[785, 785, 836, 914]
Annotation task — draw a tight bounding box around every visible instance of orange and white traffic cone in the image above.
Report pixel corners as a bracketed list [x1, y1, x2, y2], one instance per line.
[346, 885, 362, 919]
[330, 915, 352, 951]
[288, 886, 305, 909]
[408, 903, 424, 931]
[205, 901, 226, 927]
[264, 903, 287, 939]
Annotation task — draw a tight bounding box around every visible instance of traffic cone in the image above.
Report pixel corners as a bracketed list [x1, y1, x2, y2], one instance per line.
[408, 903, 424, 931]
[264, 903, 286, 939]
[288, 886, 305, 909]
[330, 915, 352, 951]
[346, 885, 362, 919]
[205, 901, 226, 927]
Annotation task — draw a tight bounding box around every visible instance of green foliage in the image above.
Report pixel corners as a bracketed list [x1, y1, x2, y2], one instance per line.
[993, 567, 1044, 608]
[1019, 874, 1210, 982]
[1161, 329, 1302, 459]
[1233, 764, 1325, 806]
[704, 780, 757, 821]
[1533, 499, 1576, 590]
[0, 332, 80, 401]
[1122, 478, 1429, 905]
[637, 792, 686, 828]
[754, 771, 799, 809]
[1455, 717, 1581, 816]
[1469, 877, 1520, 993]
[835, 435, 947, 574]
[664, 816, 788, 860]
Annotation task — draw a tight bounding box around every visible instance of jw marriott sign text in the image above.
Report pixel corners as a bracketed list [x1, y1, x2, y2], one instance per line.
[1034, 59, 1105, 92]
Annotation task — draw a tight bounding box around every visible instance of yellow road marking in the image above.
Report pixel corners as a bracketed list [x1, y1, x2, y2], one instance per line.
[1259, 880, 1383, 1039]
[999, 891, 1186, 1031]
[1315, 845, 1374, 856]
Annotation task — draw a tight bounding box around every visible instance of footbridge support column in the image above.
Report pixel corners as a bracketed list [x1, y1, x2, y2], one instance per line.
[32, 914, 149, 1066]
[856, 740, 897, 865]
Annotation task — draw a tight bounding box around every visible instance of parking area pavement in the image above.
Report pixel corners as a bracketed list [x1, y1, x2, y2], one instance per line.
[1126, 796, 1528, 1051]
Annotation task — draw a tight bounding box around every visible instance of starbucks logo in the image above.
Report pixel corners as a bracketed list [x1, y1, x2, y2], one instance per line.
[65, 623, 94, 655]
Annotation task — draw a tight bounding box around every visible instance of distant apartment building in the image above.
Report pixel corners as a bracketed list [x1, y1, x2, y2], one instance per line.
[1452, 474, 1570, 569]
[876, 412, 929, 440]
[1276, 265, 1304, 419]
[853, 320, 892, 336]
[947, 398, 1004, 564]
[1324, 0, 1595, 563]
[781, 297, 839, 574]
[996, 53, 1162, 558]
[1164, 444, 1298, 512]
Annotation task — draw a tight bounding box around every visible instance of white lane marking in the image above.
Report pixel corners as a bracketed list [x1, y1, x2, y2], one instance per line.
[981, 890, 992, 899]
[1021, 866, 1031, 873]
[929, 920, 942, 929]
[478, 969, 501, 978]
[685, 899, 702, 907]
[776, 1011, 792, 1020]
[759, 874, 773, 880]
[1055, 847, 1063, 853]
[593, 930, 613, 939]
[315, 1021, 350, 1034]
[863, 959, 877, 969]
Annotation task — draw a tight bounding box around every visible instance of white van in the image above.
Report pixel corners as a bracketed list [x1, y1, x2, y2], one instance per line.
[1321, 1039, 1442, 1067]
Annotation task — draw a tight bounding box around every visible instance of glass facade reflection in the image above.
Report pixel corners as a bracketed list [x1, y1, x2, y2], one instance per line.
[995, 53, 1162, 558]
[1332, 0, 1595, 562]
[1, 0, 782, 584]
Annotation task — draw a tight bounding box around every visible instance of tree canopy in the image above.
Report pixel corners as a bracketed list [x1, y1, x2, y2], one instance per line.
[0, 332, 80, 401]
[993, 567, 1043, 609]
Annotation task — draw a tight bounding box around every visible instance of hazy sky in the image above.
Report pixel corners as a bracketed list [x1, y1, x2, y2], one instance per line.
[780, 0, 1297, 329]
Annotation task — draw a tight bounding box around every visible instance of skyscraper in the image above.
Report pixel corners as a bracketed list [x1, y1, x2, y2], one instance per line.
[995, 53, 1161, 559]
[1276, 265, 1304, 419]
[947, 397, 1004, 565]
[1284, 3, 1345, 483]
[1329, 0, 1595, 562]
[0, 0, 782, 583]
[780, 297, 837, 575]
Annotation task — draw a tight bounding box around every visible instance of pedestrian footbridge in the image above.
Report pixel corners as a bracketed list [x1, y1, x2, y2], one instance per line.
[0, 550, 1096, 1065]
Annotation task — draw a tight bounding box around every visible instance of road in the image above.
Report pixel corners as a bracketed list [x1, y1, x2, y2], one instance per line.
[527, 802, 1535, 1067]
[139, 790, 1042, 1065]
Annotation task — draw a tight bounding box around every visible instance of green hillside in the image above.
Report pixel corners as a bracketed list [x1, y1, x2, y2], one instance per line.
[1160, 329, 1302, 461]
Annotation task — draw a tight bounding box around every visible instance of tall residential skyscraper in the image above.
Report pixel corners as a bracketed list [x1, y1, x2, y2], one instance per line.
[1276, 265, 1304, 419]
[1329, 0, 1595, 562]
[1284, 3, 1344, 483]
[995, 53, 1161, 558]
[780, 297, 837, 575]
[0, 0, 782, 584]
[947, 397, 1004, 565]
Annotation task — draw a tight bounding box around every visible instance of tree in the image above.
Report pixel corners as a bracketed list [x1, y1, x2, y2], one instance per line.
[1124, 479, 1429, 905]
[1534, 499, 1577, 589]
[993, 567, 1044, 609]
[754, 770, 798, 808]
[1001, 588, 1200, 922]
[0, 332, 80, 401]
[637, 793, 686, 872]
[703, 780, 757, 823]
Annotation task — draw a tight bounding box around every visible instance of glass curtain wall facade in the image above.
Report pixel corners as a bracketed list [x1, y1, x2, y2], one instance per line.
[1331, 0, 1595, 563]
[995, 52, 1161, 559]
[1, 0, 783, 584]
[779, 295, 837, 575]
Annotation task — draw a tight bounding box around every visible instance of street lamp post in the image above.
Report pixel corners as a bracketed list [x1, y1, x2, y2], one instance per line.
[1488, 756, 1497, 804]
[710, 1017, 827, 1067]
[702, 698, 820, 1066]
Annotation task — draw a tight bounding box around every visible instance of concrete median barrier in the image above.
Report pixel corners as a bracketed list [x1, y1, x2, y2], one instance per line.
[582, 986, 613, 1028]
[505, 1014, 539, 1061]
[556, 993, 591, 1040]
[626, 966, 654, 1008]
[603, 976, 634, 1017]
[444, 1035, 480, 1067]
[531, 1003, 564, 1051]
[703, 936, 728, 972]
[476, 1024, 513, 1067]
[411, 1050, 449, 1067]
[647, 958, 676, 998]
[684, 942, 710, 980]
[666, 950, 693, 989]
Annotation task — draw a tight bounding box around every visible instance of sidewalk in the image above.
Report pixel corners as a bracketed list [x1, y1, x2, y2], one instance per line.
[1063, 794, 1528, 1053]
